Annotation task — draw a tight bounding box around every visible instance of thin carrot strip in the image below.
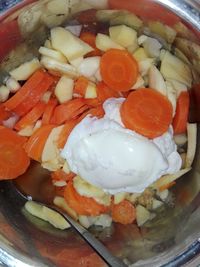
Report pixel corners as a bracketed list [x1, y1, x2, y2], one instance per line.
[42, 98, 58, 125]
[74, 76, 89, 97]
[57, 119, 78, 149]
[14, 102, 46, 131]
[80, 32, 102, 57]
[111, 200, 136, 224]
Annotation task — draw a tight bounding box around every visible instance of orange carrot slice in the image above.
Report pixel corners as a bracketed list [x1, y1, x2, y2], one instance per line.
[120, 88, 173, 138]
[74, 76, 89, 97]
[64, 180, 109, 216]
[24, 124, 55, 161]
[51, 170, 75, 182]
[0, 127, 30, 179]
[51, 98, 88, 125]
[100, 49, 139, 92]
[172, 91, 190, 134]
[14, 102, 46, 131]
[57, 119, 78, 149]
[80, 32, 102, 57]
[111, 200, 136, 225]
[159, 181, 176, 192]
[42, 98, 58, 125]
[78, 105, 105, 122]
[97, 81, 119, 102]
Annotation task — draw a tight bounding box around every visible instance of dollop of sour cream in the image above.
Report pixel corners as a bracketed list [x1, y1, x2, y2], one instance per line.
[61, 98, 182, 194]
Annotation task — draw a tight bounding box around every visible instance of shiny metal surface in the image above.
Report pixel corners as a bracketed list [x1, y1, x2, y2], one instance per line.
[0, 0, 200, 266]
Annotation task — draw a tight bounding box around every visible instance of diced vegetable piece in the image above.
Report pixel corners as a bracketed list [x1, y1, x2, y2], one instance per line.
[172, 91, 190, 134]
[133, 47, 148, 61]
[149, 65, 167, 96]
[100, 49, 138, 91]
[110, 11, 143, 30]
[156, 189, 169, 202]
[152, 199, 163, 210]
[96, 9, 121, 22]
[94, 214, 112, 228]
[57, 119, 78, 149]
[55, 76, 74, 104]
[0, 85, 10, 102]
[64, 180, 109, 216]
[97, 82, 119, 102]
[53, 196, 78, 220]
[121, 88, 173, 138]
[136, 205, 151, 226]
[39, 46, 67, 63]
[24, 124, 55, 161]
[185, 123, 197, 168]
[14, 102, 46, 131]
[0, 127, 30, 179]
[9, 58, 41, 81]
[78, 215, 94, 229]
[69, 57, 84, 68]
[80, 32, 102, 57]
[83, 0, 108, 9]
[18, 125, 34, 137]
[139, 36, 162, 58]
[155, 168, 191, 190]
[5, 77, 21, 93]
[78, 57, 100, 78]
[40, 56, 78, 78]
[111, 200, 136, 224]
[160, 51, 192, 87]
[41, 91, 52, 104]
[95, 33, 124, 52]
[44, 39, 52, 49]
[114, 192, 128, 204]
[138, 58, 155, 77]
[41, 125, 65, 171]
[25, 201, 70, 230]
[109, 25, 137, 48]
[74, 76, 89, 97]
[167, 79, 188, 98]
[51, 27, 93, 60]
[85, 82, 97, 99]
[165, 81, 177, 116]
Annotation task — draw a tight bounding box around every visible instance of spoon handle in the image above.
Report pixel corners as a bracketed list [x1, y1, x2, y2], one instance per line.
[54, 206, 127, 267]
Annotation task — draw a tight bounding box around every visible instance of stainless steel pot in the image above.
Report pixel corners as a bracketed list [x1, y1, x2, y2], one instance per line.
[0, 0, 200, 266]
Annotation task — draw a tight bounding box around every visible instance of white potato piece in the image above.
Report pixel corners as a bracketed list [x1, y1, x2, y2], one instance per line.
[42, 125, 65, 171]
[136, 205, 151, 227]
[156, 189, 169, 201]
[185, 123, 197, 168]
[152, 199, 163, 210]
[133, 47, 148, 61]
[65, 25, 82, 37]
[96, 33, 124, 52]
[167, 79, 188, 97]
[0, 85, 10, 102]
[85, 83, 97, 99]
[160, 51, 192, 87]
[155, 168, 191, 190]
[165, 81, 177, 116]
[109, 25, 137, 48]
[55, 76, 74, 103]
[40, 56, 78, 78]
[53, 196, 78, 220]
[69, 57, 84, 68]
[126, 193, 141, 204]
[25, 200, 70, 230]
[5, 77, 21, 93]
[114, 192, 128, 204]
[139, 58, 155, 77]
[46, 0, 69, 15]
[78, 57, 100, 78]
[110, 12, 143, 30]
[44, 39, 52, 49]
[96, 9, 121, 22]
[9, 58, 41, 81]
[149, 65, 167, 95]
[94, 214, 112, 228]
[51, 27, 93, 61]
[39, 46, 67, 63]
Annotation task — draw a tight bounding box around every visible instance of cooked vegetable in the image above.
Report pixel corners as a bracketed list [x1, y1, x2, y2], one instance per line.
[138, 58, 155, 77]
[0, 85, 10, 102]
[148, 65, 167, 96]
[120, 88, 173, 138]
[9, 58, 41, 81]
[0, 105, 12, 123]
[53, 196, 78, 220]
[42, 99, 58, 125]
[136, 205, 151, 226]
[110, 11, 143, 30]
[25, 201, 70, 230]
[51, 27, 93, 61]
[80, 32, 102, 57]
[74, 76, 89, 97]
[57, 119, 78, 149]
[111, 200, 136, 224]
[114, 192, 128, 204]
[96, 33, 124, 52]
[64, 180, 109, 216]
[100, 49, 138, 91]
[55, 76, 74, 104]
[160, 51, 192, 87]
[109, 25, 137, 48]
[4, 70, 54, 116]
[185, 123, 197, 168]
[24, 124, 55, 161]
[97, 81, 119, 101]
[14, 102, 45, 131]
[0, 127, 30, 179]
[39, 46, 67, 63]
[174, 133, 187, 146]
[77, 57, 100, 78]
[172, 91, 190, 134]
[5, 77, 21, 93]
[85, 82, 97, 99]
[139, 36, 162, 58]
[133, 47, 148, 61]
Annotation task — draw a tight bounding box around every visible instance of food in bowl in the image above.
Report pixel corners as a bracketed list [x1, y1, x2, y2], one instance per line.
[0, 5, 197, 230]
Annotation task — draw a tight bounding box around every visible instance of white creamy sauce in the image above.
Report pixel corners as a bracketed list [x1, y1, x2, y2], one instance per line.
[61, 98, 182, 194]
